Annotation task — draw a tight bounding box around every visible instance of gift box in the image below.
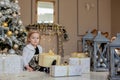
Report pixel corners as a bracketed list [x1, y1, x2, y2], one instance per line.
[68, 65, 82, 76]
[0, 57, 3, 73]
[69, 57, 90, 73]
[79, 58, 90, 73]
[50, 65, 81, 77]
[50, 66, 68, 77]
[69, 58, 80, 65]
[0, 54, 23, 74]
[39, 50, 61, 67]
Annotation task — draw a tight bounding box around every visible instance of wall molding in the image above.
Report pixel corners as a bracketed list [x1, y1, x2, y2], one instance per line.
[77, 0, 98, 36]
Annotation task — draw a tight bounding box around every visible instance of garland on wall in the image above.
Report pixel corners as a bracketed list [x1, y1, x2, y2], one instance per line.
[26, 23, 69, 41]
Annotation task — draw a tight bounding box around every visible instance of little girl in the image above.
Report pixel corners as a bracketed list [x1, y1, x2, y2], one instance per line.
[22, 30, 42, 71]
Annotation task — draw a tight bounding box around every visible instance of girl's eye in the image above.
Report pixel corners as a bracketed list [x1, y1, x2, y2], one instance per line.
[31, 37, 39, 39]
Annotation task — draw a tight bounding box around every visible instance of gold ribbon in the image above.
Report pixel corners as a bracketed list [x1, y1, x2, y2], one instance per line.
[67, 66, 69, 76]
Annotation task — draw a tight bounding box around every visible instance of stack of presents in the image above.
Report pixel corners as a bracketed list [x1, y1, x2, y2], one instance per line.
[0, 50, 90, 77]
[49, 52, 90, 77]
[0, 54, 23, 74]
[39, 50, 90, 77]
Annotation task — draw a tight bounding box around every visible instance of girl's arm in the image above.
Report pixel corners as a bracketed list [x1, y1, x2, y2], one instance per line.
[22, 47, 33, 71]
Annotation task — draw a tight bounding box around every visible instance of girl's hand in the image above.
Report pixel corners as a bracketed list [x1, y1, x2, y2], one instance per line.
[25, 65, 33, 72]
[28, 67, 33, 72]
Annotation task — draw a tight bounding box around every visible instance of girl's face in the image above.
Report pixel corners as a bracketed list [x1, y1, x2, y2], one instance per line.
[29, 33, 40, 47]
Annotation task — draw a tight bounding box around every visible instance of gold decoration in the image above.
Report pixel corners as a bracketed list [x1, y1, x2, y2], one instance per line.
[77, 53, 87, 58]
[7, 31, 12, 36]
[2, 22, 8, 27]
[48, 50, 54, 55]
[71, 52, 87, 58]
[71, 52, 77, 57]
[13, 44, 19, 50]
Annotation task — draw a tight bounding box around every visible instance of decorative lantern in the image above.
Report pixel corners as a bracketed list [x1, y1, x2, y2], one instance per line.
[108, 33, 120, 80]
[82, 30, 94, 56]
[92, 31, 110, 71]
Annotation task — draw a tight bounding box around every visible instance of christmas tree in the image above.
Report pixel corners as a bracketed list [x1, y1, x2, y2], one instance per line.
[0, 0, 26, 55]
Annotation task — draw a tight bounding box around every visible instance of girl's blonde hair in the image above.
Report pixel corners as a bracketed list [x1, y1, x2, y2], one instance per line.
[27, 30, 41, 44]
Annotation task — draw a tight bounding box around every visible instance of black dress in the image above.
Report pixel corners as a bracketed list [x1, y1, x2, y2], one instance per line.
[29, 47, 50, 73]
[29, 47, 40, 71]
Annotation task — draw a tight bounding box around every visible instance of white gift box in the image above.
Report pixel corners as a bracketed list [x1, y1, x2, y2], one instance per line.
[50, 65, 81, 77]
[0, 57, 3, 73]
[68, 65, 81, 76]
[39, 53, 61, 67]
[0, 54, 23, 74]
[69, 57, 90, 73]
[69, 58, 80, 65]
[50, 66, 68, 77]
[79, 58, 90, 73]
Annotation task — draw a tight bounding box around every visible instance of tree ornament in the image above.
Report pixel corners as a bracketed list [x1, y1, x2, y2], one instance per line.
[2, 22, 8, 27]
[18, 20, 22, 25]
[18, 12, 21, 15]
[12, 12, 17, 17]
[5, 34, 7, 38]
[7, 30, 12, 36]
[8, 49, 15, 54]
[7, 9, 12, 14]
[13, 44, 19, 50]
[15, 30, 18, 34]
[15, 0, 19, 3]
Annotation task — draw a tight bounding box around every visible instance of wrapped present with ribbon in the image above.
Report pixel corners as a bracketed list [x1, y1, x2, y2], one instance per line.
[71, 52, 88, 58]
[0, 54, 23, 74]
[50, 65, 81, 77]
[39, 50, 61, 67]
[79, 58, 90, 73]
[69, 57, 90, 73]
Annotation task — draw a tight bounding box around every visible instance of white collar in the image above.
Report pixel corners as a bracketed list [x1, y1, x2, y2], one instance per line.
[26, 44, 35, 51]
[26, 43, 42, 51]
